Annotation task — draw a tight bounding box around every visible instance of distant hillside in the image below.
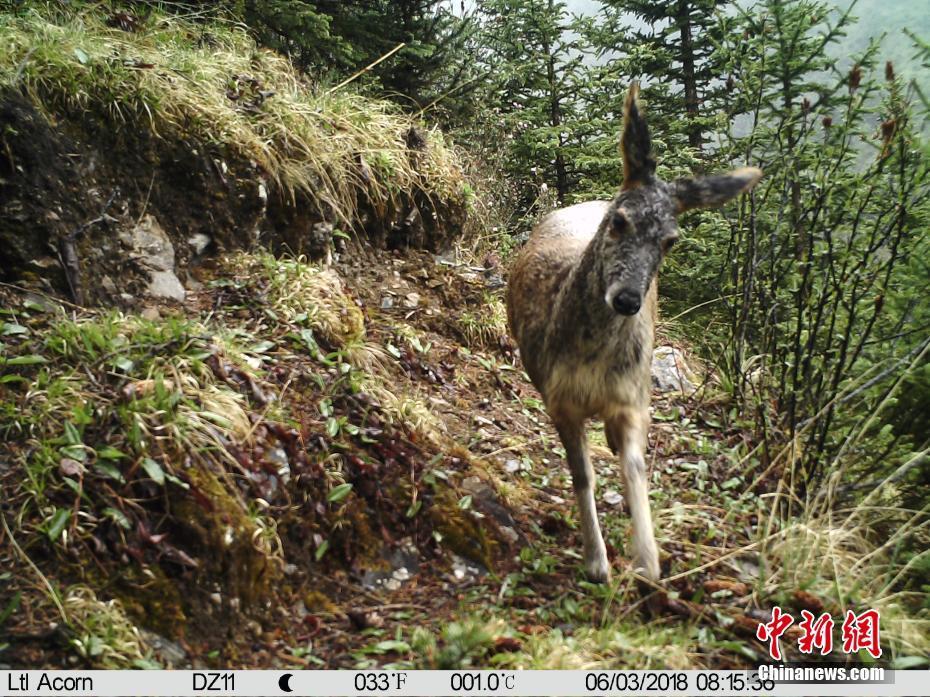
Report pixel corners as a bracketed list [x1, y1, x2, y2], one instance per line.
[835, 0, 930, 96]
[560, 0, 930, 103]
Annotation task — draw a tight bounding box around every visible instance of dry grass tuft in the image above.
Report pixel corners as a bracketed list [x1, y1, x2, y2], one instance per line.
[63, 586, 153, 668]
[456, 293, 508, 351]
[761, 512, 930, 658]
[0, 4, 467, 231]
[243, 252, 365, 347]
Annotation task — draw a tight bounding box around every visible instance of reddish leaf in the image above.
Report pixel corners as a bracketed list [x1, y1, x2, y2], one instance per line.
[792, 589, 825, 614]
[492, 637, 522, 653]
[703, 579, 749, 596]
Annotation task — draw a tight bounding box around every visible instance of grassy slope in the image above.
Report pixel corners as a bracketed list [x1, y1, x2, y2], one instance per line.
[3, 248, 928, 668]
[0, 4, 467, 233]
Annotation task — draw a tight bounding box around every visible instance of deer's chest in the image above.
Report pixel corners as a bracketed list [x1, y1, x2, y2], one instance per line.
[544, 323, 652, 416]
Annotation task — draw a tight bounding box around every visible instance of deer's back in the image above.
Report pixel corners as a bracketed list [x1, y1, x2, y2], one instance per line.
[507, 201, 609, 388]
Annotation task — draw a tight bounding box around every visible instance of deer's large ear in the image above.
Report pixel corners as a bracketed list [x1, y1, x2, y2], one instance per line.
[671, 167, 763, 213]
[621, 83, 656, 189]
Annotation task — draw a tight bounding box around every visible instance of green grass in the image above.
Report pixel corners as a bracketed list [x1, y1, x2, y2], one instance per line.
[0, 250, 514, 667]
[0, 2, 467, 228]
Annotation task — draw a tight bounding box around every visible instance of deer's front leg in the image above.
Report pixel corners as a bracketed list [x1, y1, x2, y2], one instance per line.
[554, 415, 611, 583]
[606, 409, 660, 581]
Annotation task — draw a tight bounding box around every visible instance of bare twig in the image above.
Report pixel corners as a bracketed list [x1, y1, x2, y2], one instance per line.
[57, 188, 121, 305]
[327, 43, 406, 94]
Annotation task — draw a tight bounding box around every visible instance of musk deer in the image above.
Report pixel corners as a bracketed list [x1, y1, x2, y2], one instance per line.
[507, 84, 761, 584]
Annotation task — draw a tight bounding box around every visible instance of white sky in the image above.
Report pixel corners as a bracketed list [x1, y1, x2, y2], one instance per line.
[459, 0, 605, 14]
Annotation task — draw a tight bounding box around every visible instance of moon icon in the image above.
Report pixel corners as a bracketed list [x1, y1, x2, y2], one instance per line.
[278, 673, 294, 693]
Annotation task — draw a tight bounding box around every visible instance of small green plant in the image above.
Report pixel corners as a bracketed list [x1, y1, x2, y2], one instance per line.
[411, 619, 499, 669]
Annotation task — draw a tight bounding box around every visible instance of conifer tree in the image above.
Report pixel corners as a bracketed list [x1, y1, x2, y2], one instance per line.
[311, 1, 475, 110]
[716, 0, 930, 487]
[168, 1, 351, 71]
[170, 1, 474, 110]
[594, 0, 735, 154]
[473, 0, 595, 209]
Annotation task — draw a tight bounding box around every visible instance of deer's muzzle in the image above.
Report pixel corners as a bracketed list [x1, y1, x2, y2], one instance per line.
[611, 288, 641, 315]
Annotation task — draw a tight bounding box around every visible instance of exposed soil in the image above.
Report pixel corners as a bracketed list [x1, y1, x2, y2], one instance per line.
[0, 90, 464, 308]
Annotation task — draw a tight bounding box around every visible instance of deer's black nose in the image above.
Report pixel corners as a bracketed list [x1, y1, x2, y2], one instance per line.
[612, 289, 641, 315]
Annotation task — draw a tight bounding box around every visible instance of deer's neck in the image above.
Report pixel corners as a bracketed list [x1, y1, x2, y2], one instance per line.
[548, 232, 624, 351]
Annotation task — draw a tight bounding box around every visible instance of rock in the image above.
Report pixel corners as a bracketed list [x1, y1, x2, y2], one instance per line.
[361, 538, 419, 591]
[603, 490, 624, 507]
[651, 346, 697, 393]
[147, 270, 186, 301]
[187, 233, 212, 255]
[451, 553, 485, 582]
[21, 293, 58, 313]
[129, 215, 174, 269]
[499, 526, 519, 543]
[100, 276, 117, 295]
[139, 629, 189, 668]
[128, 215, 186, 301]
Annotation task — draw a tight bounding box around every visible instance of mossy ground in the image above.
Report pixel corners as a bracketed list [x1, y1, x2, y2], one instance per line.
[4, 246, 926, 669]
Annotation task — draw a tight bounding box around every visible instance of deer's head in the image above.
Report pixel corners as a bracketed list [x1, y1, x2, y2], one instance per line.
[596, 84, 762, 316]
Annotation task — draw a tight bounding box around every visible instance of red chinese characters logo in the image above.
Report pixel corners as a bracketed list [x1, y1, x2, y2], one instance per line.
[756, 608, 881, 660]
[842, 609, 882, 659]
[755, 606, 794, 661]
[798, 610, 834, 655]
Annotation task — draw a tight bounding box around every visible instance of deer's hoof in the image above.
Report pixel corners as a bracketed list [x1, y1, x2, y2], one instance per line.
[585, 558, 612, 584]
[633, 548, 661, 584]
[635, 563, 661, 584]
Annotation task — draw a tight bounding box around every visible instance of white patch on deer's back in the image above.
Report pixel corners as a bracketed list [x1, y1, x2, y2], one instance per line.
[535, 201, 610, 243]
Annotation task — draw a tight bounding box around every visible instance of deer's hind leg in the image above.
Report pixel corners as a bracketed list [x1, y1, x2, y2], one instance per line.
[605, 408, 660, 581]
[553, 414, 611, 583]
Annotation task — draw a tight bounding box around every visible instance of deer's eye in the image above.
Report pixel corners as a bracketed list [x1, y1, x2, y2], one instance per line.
[609, 210, 629, 237]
